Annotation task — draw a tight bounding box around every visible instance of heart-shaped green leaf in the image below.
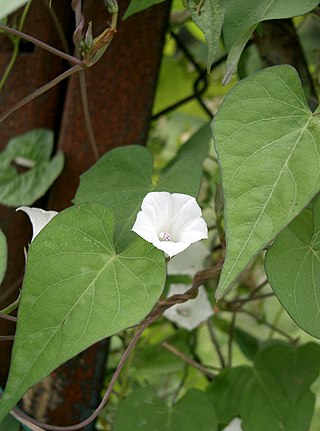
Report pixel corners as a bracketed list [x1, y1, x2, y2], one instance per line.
[221, 0, 319, 83]
[212, 65, 320, 299]
[240, 343, 320, 431]
[0, 229, 7, 285]
[0, 129, 64, 207]
[207, 366, 252, 425]
[0, 204, 165, 422]
[265, 195, 320, 338]
[114, 387, 218, 431]
[187, 0, 224, 72]
[73, 145, 202, 251]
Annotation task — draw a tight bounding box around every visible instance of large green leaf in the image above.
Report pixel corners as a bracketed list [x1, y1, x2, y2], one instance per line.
[265, 196, 320, 338]
[207, 366, 252, 425]
[114, 387, 218, 431]
[123, 0, 166, 19]
[221, 0, 319, 83]
[0, 129, 64, 207]
[73, 145, 202, 251]
[0, 204, 165, 422]
[0, 0, 28, 20]
[186, 0, 224, 72]
[0, 229, 7, 285]
[240, 343, 320, 431]
[212, 65, 320, 299]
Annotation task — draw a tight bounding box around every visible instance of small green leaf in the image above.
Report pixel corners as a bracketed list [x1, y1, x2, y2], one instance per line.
[240, 344, 319, 431]
[207, 366, 252, 425]
[0, 229, 7, 285]
[0, 0, 28, 20]
[0, 129, 64, 207]
[213, 66, 320, 299]
[114, 387, 218, 431]
[221, 0, 319, 83]
[123, 0, 166, 20]
[0, 204, 166, 422]
[73, 145, 202, 250]
[265, 195, 320, 338]
[186, 0, 224, 72]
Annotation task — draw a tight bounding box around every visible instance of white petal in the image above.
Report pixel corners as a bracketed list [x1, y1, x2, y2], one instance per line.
[168, 242, 208, 276]
[152, 239, 190, 258]
[17, 207, 58, 242]
[141, 191, 172, 232]
[131, 211, 158, 243]
[164, 284, 213, 330]
[179, 217, 208, 243]
[222, 418, 243, 431]
[169, 193, 202, 234]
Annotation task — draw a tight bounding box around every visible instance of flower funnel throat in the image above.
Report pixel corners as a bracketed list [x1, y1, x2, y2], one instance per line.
[132, 192, 208, 258]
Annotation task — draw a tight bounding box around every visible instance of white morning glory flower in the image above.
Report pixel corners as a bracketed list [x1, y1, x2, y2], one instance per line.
[131, 192, 208, 258]
[163, 284, 213, 331]
[222, 418, 243, 431]
[17, 206, 58, 242]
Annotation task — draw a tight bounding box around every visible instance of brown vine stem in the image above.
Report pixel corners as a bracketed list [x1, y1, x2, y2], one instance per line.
[227, 312, 236, 368]
[0, 65, 82, 123]
[0, 335, 15, 341]
[0, 312, 17, 323]
[238, 309, 298, 342]
[0, 25, 84, 67]
[7, 262, 222, 430]
[162, 341, 216, 379]
[207, 318, 226, 368]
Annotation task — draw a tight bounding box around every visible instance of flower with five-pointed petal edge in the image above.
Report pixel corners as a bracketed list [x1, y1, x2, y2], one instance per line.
[17, 206, 58, 242]
[131, 192, 208, 258]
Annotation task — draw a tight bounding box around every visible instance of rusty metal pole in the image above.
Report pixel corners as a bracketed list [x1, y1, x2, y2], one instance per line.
[1, 0, 170, 428]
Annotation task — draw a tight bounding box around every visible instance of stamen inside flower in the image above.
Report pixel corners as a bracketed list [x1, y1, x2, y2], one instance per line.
[159, 231, 171, 241]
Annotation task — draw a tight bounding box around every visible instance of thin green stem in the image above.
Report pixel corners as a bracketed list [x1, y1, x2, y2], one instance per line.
[0, 0, 32, 90]
[0, 65, 82, 123]
[0, 25, 85, 67]
[0, 292, 21, 315]
[78, 70, 99, 159]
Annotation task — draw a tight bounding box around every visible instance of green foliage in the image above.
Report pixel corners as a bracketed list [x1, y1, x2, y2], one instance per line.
[221, 0, 319, 83]
[241, 343, 320, 431]
[207, 343, 320, 430]
[0, 229, 7, 285]
[113, 387, 218, 431]
[0, 204, 166, 422]
[207, 366, 252, 425]
[0, 129, 64, 207]
[123, 0, 166, 19]
[74, 145, 202, 251]
[186, 0, 224, 72]
[212, 65, 320, 299]
[0, 414, 20, 431]
[0, 0, 28, 20]
[265, 195, 320, 338]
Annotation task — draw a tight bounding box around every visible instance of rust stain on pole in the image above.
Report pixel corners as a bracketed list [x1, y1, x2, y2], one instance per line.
[0, 0, 72, 386]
